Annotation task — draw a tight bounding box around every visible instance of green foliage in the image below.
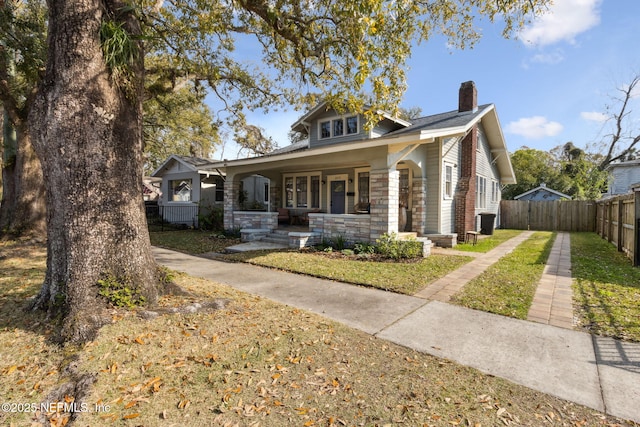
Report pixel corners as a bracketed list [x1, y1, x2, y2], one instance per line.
[100, 19, 138, 94]
[354, 242, 376, 255]
[332, 235, 347, 251]
[375, 233, 422, 260]
[97, 275, 146, 308]
[198, 206, 224, 231]
[504, 146, 609, 200]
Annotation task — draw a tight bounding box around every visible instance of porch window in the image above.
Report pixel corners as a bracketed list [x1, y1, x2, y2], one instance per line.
[476, 175, 487, 209]
[311, 176, 320, 208]
[296, 176, 308, 208]
[357, 171, 369, 204]
[214, 177, 224, 202]
[170, 179, 192, 202]
[285, 177, 294, 208]
[399, 169, 410, 208]
[444, 164, 453, 198]
[283, 172, 321, 209]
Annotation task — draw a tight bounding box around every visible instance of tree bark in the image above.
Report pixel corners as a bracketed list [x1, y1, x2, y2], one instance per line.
[29, 0, 161, 342]
[0, 117, 46, 238]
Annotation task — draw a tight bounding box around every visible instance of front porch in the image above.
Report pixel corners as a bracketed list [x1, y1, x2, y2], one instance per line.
[232, 210, 432, 257]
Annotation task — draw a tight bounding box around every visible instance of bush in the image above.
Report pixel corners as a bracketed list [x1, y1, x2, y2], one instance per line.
[199, 206, 224, 231]
[375, 233, 423, 260]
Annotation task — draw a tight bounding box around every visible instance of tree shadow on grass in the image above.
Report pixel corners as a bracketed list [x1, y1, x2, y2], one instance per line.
[571, 232, 640, 342]
[0, 241, 53, 338]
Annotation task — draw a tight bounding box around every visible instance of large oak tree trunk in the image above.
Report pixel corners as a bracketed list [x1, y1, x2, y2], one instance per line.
[29, 0, 161, 342]
[1, 112, 46, 238]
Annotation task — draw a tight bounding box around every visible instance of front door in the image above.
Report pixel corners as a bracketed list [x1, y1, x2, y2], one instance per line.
[330, 180, 346, 214]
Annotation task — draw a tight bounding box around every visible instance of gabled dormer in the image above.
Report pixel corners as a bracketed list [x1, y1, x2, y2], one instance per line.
[291, 101, 412, 148]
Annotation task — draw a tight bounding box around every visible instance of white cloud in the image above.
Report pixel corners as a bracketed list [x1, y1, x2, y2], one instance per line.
[520, 0, 602, 47]
[530, 49, 565, 65]
[506, 116, 564, 139]
[580, 111, 608, 123]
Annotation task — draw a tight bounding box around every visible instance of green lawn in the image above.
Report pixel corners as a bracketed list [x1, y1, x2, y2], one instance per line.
[222, 251, 472, 295]
[150, 230, 240, 254]
[571, 232, 640, 342]
[453, 229, 524, 253]
[451, 232, 555, 319]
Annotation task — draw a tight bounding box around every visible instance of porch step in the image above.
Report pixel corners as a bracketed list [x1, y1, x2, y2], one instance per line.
[260, 232, 290, 245]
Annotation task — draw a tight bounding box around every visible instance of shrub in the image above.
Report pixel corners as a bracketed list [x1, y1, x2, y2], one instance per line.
[199, 206, 224, 231]
[375, 233, 423, 260]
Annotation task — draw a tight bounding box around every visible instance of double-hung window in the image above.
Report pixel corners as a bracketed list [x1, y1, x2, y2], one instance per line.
[476, 176, 487, 209]
[444, 164, 453, 198]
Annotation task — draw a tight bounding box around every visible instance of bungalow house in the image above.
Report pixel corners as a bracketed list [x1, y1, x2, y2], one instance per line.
[514, 183, 571, 201]
[151, 155, 268, 226]
[218, 81, 516, 247]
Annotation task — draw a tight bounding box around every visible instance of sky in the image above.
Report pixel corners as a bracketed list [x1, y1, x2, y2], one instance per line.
[221, 0, 640, 159]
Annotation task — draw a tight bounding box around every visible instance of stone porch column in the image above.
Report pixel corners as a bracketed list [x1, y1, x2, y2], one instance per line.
[369, 168, 399, 241]
[224, 177, 240, 230]
[411, 177, 427, 234]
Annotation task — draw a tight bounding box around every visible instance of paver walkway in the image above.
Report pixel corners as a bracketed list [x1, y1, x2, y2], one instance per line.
[527, 232, 574, 328]
[415, 230, 534, 301]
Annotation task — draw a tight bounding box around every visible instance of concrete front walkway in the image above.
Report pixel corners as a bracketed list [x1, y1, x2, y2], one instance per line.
[152, 232, 640, 423]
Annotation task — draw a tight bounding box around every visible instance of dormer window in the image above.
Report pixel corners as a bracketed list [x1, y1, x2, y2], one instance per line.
[319, 115, 359, 139]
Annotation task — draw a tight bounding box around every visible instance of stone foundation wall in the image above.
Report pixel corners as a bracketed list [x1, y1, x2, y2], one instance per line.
[309, 213, 371, 244]
[232, 211, 277, 231]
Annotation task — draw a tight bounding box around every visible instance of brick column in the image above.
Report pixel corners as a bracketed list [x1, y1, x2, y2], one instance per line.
[455, 126, 477, 240]
[369, 168, 399, 241]
[411, 177, 427, 234]
[223, 177, 240, 230]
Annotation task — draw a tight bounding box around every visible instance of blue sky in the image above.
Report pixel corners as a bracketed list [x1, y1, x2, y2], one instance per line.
[221, 0, 639, 159]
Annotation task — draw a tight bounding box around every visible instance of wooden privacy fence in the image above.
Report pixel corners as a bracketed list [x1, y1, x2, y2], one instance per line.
[595, 193, 637, 263]
[500, 194, 640, 265]
[499, 200, 596, 232]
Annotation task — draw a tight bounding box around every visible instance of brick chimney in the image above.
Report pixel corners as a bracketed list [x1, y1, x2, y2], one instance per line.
[458, 81, 478, 113]
[455, 81, 478, 240]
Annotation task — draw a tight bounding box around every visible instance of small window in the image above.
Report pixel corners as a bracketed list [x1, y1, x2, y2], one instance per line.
[476, 176, 487, 209]
[491, 180, 500, 203]
[320, 121, 331, 138]
[333, 119, 344, 137]
[346, 116, 358, 134]
[170, 179, 192, 202]
[214, 177, 224, 202]
[444, 165, 453, 198]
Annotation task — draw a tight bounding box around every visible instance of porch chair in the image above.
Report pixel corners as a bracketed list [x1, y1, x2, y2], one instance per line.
[277, 208, 290, 224]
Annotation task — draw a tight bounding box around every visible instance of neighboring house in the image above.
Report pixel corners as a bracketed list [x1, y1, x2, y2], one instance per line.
[142, 176, 162, 201]
[216, 81, 516, 247]
[604, 159, 640, 196]
[151, 155, 269, 226]
[514, 183, 571, 201]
